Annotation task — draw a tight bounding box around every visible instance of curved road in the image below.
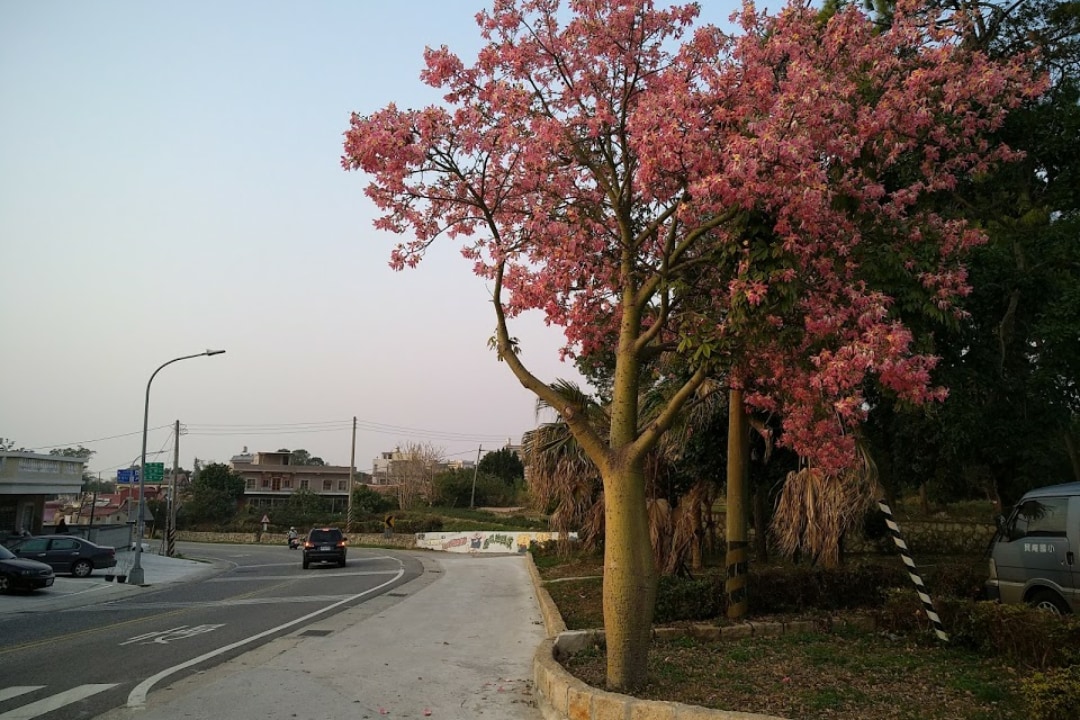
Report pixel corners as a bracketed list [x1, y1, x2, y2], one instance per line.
[0, 542, 425, 719]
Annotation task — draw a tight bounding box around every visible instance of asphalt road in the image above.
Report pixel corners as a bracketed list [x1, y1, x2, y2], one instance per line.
[0, 542, 425, 720]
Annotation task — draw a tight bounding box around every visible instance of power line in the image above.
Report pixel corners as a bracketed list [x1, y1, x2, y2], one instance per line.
[31, 425, 173, 450]
[185, 418, 511, 444]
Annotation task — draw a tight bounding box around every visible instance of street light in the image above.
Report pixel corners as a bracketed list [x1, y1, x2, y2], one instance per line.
[128, 349, 225, 585]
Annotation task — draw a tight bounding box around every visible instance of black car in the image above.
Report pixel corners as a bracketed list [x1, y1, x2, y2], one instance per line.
[302, 527, 347, 569]
[8, 535, 117, 578]
[0, 544, 55, 593]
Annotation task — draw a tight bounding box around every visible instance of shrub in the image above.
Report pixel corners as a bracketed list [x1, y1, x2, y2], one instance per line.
[655, 575, 723, 623]
[876, 593, 1080, 669]
[1021, 665, 1080, 720]
[749, 563, 908, 614]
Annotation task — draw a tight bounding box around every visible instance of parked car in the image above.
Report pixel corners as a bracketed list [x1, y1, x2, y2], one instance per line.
[302, 527, 347, 569]
[986, 481, 1080, 614]
[7, 535, 117, 578]
[0, 544, 56, 593]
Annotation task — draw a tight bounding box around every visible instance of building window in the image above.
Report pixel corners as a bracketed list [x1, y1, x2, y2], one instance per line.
[261, 478, 271, 489]
[19, 458, 61, 474]
[300, 479, 309, 490]
[322, 479, 332, 491]
[337, 480, 347, 491]
[246, 478, 255, 490]
[283, 478, 293, 489]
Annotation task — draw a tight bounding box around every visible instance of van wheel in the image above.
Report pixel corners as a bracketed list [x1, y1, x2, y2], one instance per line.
[1028, 589, 1070, 615]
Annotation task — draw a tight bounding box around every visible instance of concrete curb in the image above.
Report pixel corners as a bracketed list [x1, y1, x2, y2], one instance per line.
[525, 555, 809, 720]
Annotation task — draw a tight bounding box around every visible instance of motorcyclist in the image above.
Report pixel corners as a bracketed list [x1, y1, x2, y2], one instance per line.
[287, 527, 299, 548]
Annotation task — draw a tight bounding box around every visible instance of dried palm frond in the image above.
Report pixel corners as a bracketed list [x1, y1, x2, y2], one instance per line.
[667, 481, 715, 574]
[648, 498, 674, 572]
[771, 442, 880, 568]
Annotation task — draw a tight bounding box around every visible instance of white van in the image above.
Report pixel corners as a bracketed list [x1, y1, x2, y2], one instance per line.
[986, 482, 1080, 614]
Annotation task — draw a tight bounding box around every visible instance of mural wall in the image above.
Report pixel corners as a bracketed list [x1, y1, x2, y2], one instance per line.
[414, 530, 576, 554]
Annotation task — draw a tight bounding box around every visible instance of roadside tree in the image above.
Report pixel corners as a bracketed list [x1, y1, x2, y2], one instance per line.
[343, 0, 1036, 690]
[181, 462, 245, 526]
[478, 447, 525, 485]
[390, 442, 443, 510]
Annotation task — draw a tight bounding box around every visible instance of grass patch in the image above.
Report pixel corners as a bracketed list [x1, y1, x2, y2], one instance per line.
[562, 632, 1027, 720]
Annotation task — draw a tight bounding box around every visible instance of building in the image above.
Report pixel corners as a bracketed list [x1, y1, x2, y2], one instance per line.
[0, 451, 86, 542]
[231, 450, 355, 513]
[369, 448, 477, 486]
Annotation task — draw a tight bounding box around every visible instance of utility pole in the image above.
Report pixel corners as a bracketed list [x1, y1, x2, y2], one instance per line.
[469, 445, 482, 508]
[347, 416, 356, 533]
[166, 419, 179, 557]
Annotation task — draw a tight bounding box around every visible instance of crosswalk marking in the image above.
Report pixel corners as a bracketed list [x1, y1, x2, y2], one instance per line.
[0, 690, 42, 704]
[0, 684, 117, 720]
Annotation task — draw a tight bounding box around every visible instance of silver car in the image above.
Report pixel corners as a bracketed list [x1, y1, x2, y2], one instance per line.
[986, 482, 1080, 614]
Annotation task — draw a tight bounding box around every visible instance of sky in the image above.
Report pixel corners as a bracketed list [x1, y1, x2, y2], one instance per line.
[0, 0, 743, 479]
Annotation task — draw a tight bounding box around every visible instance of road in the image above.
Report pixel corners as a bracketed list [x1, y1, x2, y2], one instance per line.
[0, 541, 425, 720]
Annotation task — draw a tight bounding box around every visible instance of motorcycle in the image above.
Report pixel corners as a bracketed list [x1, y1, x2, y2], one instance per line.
[288, 536, 300, 549]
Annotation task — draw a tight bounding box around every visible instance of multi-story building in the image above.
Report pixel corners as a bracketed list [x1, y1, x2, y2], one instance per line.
[0, 451, 86, 542]
[231, 450, 355, 513]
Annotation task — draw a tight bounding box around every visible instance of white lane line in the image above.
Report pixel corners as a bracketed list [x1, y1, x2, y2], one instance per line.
[0, 688, 43, 703]
[0, 684, 117, 720]
[126, 566, 406, 708]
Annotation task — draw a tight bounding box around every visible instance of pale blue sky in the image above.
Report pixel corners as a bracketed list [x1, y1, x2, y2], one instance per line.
[0, 1, 741, 477]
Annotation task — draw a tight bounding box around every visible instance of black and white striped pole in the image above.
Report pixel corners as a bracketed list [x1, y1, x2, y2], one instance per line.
[878, 499, 949, 642]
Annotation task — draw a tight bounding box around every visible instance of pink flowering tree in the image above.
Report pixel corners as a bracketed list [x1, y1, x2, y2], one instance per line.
[343, 0, 1035, 690]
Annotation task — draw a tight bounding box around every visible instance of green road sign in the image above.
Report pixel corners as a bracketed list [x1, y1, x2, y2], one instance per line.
[145, 462, 165, 482]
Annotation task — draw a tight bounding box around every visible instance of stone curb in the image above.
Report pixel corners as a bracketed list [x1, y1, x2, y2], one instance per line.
[525, 556, 876, 720]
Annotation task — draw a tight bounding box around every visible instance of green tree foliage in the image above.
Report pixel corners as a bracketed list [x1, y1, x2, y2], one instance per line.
[431, 468, 515, 508]
[274, 488, 333, 528]
[277, 448, 327, 466]
[478, 447, 525, 485]
[181, 462, 245, 526]
[351, 485, 396, 515]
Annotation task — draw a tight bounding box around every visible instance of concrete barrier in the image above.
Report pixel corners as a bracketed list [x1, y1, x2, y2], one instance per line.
[525, 554, 824, 720]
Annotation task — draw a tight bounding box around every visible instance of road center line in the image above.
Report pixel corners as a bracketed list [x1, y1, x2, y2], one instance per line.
[126, 566, 406, 708]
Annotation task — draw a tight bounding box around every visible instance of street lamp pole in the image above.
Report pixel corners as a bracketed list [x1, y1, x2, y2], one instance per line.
[128, 349, 225, 585]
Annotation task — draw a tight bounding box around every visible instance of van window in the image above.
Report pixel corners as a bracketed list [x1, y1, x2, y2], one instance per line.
[1007, 497, 1069, 540]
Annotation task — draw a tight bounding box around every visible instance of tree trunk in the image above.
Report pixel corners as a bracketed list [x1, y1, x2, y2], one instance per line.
[726, 388, 750, 619]
[601, 460, 657, 692]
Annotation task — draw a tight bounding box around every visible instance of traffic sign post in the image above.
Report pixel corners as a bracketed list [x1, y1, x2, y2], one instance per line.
[261, 514, 270, 532]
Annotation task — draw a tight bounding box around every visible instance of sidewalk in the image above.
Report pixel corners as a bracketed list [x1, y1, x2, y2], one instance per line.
[0, 549, 218, 615]
[92, 552, 546, 720]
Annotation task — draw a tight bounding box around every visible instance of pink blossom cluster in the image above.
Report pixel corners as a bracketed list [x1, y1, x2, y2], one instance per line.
[342, 0, 1040, 474]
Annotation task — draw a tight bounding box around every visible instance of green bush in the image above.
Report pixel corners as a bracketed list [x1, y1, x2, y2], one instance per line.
[351, 485, 396, 515]
[876, 593, 1080, 669]
[1021, 665, 1080, 720]
[748, 563, 908, 614]
[655, 575, 723, 623]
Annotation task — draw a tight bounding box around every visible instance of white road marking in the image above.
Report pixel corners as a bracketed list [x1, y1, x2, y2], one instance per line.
[0, 688, 42, 703]
[126, 566, 406, 708]
[0, 684, 116, 720]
